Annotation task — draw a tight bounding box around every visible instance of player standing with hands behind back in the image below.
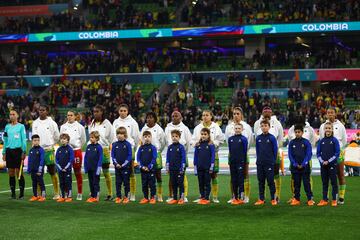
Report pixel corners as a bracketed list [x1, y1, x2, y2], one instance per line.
[317, 122, 340, 207]
[254, 120, 278, 206]
[137, 131, 157, 204]
[288, 125, 314, 206]
[60, 110, 86, 200]
[166, 130, 186, 205]
[89, 105, 115, 201]
[319, 108, 347, 204]
[228, 123, 248, 205]
[194, 128, 215, 205]
[111, 127, 132, 204]
[139, 112, 166, 202]
[164, 111, 192, 203]
[192, 110, 224, 203]
[27, 135, 46, 202]
[32, 105, 60, 200]
[84, 131, 103, 203]
[112, 104, 140, 202]
[55, 133, 74, 202]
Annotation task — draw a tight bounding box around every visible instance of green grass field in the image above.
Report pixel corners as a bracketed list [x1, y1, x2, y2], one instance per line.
[1, 174, 359, 240]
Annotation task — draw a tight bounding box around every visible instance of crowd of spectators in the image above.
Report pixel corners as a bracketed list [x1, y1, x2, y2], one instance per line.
[182, 0, 360, 26]
[285, 88, 360, 129]
[0, 76, 359, 135]
[1, 46, 358, 76]
[1, 0, 359, 33]
[0, 0, 175, 34]
[0, 76, 147, 131]
[137, 73, 360, 130]
[251, 46, 359, 70]
[0, 49, 220, 76]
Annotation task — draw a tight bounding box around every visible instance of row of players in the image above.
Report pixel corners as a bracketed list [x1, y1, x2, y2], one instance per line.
[2, 104, 347, 205]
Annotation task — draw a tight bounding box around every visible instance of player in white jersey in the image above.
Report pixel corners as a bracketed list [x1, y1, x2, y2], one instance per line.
[88, 105, 116, 201]
[60, 110, 86, 200]
[139, 112, 166, 202]
[225, 107, 253, 203]
[192, 110, 225, 203]
[164, 111, 192, 203]
[319, 108, 347, 204]
[254, 106, 284, 202]
[287, 115, 316, 203]
[32, 105, 60, 199]
[112, 104, 140, 201]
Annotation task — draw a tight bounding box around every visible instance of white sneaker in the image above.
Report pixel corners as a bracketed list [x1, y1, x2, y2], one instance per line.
[184, 197, 188, 203]
[130, 194, 136, 202]
[157, 196, 163, 202]
[76, 194, 82, 201]
[244, 196, 249, 204]
[338, 199, 345, 205]
[227, 198, 233, 204]
[166, 197, 174, 203]
[212, 198, 220, 203]
[193, 198, 201, 203]
[52, 194, 60, 200]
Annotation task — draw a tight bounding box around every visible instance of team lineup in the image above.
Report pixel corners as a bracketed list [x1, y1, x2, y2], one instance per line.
[2, 104, 348, 206]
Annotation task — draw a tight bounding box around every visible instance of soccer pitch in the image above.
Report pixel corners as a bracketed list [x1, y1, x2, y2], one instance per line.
[0, 174, 359, 240]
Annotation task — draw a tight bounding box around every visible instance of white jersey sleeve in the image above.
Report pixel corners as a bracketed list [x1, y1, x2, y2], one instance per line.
[319, 123, 325, 139]
[308, 126, 316, 146]
[183, 126, 192, 152]
[131, 119, 141, 148]
[51, 119, 60, 143]
[79, 123, 87, 147]
[191, 125, 202, 147]
[106, 120, 116, 145]
[224, 124, 232, 141]
[253, 120, 261, 138]
[158, 126, 166, 151]
[275, 120, 284, 147]
[288, 125, 295, 142]
[212, 123, 225, 148]
[338, 123, 347, 148]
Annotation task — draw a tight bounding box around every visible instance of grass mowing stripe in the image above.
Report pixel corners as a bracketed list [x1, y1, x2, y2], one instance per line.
[0, 175, 114, 194]
[0, 174, 359, 240]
